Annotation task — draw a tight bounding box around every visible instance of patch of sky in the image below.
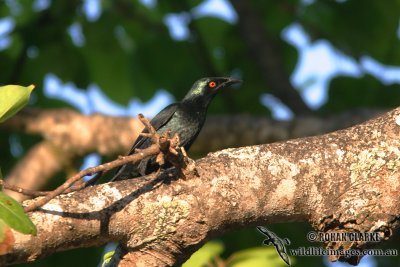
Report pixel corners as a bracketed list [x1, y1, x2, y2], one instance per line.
[163, 0, 236, 41]
[360, 56, 400, 85]
[0, 36, 11, 51]
[44, 74, 91, 114]
[0, 17, 14, 36]
[68, 22, 85, 47]
[0, 17, 14, 51]
[138, 0, 156, 9]
[84, 83, 174, 117]
[80, 153, 101, 181]
[260, 94, 294, 121]
[33, 0, 50, 11]
[43, 74, 174, 118]
[283, 22, 400, 113]
[164, 13, 191, 41]
[283, 23, 363, 110]
[83, 0, 101, 22]
[193, 0, 237, 23]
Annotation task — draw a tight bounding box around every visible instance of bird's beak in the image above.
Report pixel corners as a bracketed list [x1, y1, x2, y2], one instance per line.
[220, 78, 242, 89]
[225, 78, 242, 86]
[210, 77, 242, 96]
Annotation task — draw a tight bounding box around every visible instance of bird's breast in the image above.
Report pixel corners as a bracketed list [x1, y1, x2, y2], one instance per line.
[160, 109, 205, 148]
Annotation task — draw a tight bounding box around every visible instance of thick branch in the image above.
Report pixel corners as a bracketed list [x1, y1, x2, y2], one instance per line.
[2, 108, 383, 155]
[3, 141, 73, 200]
[1, 108, 383, 201]
[192, 109, 383, 154]
[1, 108, 399, 266]
[1, 108, 143, 155]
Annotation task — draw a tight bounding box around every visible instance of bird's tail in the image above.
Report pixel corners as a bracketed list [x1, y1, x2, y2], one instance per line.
[85, 171, 104, 186]
[109, 164, 140, 182]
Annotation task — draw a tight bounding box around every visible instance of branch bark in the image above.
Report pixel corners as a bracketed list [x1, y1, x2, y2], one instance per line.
[2, 108, 383, 155]
[1, 108, 383, 201]
[1, 107, 399, 266]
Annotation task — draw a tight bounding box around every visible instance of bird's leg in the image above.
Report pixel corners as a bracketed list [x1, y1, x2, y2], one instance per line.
[180, 147, 198, 178]
[159, 134, 197, 179]
[142, 168, 162, 182]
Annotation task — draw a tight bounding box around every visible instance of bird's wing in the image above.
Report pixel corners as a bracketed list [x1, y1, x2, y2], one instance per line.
[110, 103, 180, 181]
[127, 103, 180, 155]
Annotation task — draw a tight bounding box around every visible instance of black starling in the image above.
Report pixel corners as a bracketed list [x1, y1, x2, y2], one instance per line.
[111, 77, 241, 181]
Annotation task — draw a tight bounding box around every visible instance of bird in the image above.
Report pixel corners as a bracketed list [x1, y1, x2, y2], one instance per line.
[110, 77, 241, 181]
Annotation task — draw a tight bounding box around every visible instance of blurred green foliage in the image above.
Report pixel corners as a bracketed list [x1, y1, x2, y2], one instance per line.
[1, 0, 400, 266]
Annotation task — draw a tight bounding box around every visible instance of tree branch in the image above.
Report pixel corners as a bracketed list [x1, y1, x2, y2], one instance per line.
[1, 108, 383, 201]
[1, 107, 399, 266]
[15, 114, 192, 212]
[3, 141, 73, 201]
[2, 108, 383, 156]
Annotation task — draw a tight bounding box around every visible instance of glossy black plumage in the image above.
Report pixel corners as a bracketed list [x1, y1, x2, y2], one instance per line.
[111, 77, 241, 181]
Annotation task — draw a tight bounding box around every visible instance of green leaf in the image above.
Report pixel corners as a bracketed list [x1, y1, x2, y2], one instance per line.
[228, 247, 293, 267]
[0, 84, 35, 123]
[182, 241, 224, 267]
[0, 192, 37, 235]
[102, 251, 115, 267]
[0, 219, 5, 242]
[0, 168, 3, 190]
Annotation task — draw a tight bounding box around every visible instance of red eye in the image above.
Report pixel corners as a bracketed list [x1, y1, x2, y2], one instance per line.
[208, 81, 217, 88]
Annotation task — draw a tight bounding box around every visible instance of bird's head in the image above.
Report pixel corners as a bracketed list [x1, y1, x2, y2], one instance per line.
[183, 77, 241, 107]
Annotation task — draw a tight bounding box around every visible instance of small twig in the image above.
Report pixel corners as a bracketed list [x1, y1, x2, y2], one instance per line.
[23, 114, 160, 212]
[62, 170, 107, 194]
[24, 144, 160, 212]
[139, 133, 154, 139]
[23, 113, 196, 212]
[138, 113, 158, 143]
[0, 180, 48, 197]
